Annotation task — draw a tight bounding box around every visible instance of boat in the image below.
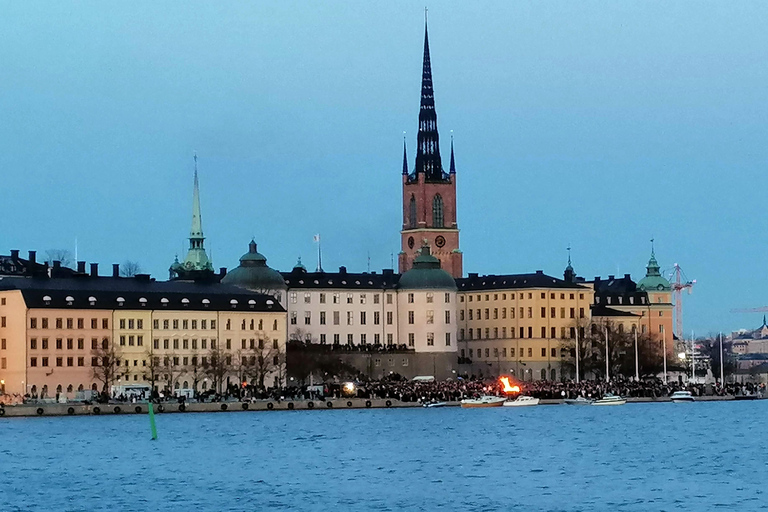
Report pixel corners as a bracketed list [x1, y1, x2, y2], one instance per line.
[591, 394, 626, 406]
[563, 396, 593, 406]
[422, 401, 447, 408]
[460, 396, 506, 408]
[503, 395, 540, 407]
[670, 391, 695, 403]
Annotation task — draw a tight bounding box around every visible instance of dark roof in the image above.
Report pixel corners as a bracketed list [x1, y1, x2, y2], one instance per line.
[282, 267, 399, 290]
[456, 271, 587, 292]
[591, 305, 641, 317]
[0, 251, 50, 277]
[0, 276, 284, 312]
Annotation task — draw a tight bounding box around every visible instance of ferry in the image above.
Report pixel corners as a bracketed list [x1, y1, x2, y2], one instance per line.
[460, 396, 506, 408]
[503, 395, 540, 407]
[591, 394, 626, 406]
[670, 391, 695, 403]
[563, 396, 593, 406]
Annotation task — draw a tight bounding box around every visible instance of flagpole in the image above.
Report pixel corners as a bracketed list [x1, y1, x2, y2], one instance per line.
[719, 331, 724, 385]
[604, 325, 609, 382]
[662, 329, 668, 384]
[634, 326, 639, 381]
[575, 325, 580, 384]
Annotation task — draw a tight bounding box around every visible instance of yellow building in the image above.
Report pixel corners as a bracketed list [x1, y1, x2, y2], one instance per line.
[0, 271, 286, 398]
[456, 270, 593, 381]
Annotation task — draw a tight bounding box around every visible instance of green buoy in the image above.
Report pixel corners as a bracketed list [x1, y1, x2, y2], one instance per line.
[148, 402, 158, 440]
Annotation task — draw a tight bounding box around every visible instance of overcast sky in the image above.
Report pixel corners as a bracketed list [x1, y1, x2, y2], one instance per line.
[2, 2, 767, 334]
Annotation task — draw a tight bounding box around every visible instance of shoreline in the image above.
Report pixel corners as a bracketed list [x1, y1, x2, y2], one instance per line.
[0, 394, 758, 418]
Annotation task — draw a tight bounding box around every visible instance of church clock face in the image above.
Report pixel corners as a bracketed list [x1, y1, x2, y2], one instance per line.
[408, 236, 415, 249]
[435, 235, 446, 248]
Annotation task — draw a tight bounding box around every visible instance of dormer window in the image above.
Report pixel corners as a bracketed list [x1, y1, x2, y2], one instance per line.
[266, 299, 274, 306]
[116, 297, 125, 307]
[43, 295, 51, 306]
[230, 299, 238, 309]
[139, 298, 147, 307]
[65, 295, 74, 306]
[88, 296, 97, 306]
[160, 298, 169, 307]
[202, 298, 210, 307]
[181, 298, 190, 307]
[248, 299, 256, 309]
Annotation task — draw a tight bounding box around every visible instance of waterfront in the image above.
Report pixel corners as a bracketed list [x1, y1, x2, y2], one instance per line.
[1, 402, 766, 511]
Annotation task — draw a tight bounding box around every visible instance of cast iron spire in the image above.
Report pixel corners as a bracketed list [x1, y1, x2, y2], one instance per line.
[449, 133, 456, 174]
[402, 135, 409, 175]
[190, 152, 204, 244]
[413, 14, 446, 182]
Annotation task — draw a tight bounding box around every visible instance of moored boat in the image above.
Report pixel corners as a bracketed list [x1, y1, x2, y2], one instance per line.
[670, 391, 695, 403]
[591, 394, 626, 406]
[503, 395, 540, 407]
[422, 401, 447, 408]
[460, 396, 506, 408]
[563, 396, 593, 406]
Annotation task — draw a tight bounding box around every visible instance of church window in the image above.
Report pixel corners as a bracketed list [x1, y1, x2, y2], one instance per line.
[432, 195, 444, 227]
[409, 195, 417, 228]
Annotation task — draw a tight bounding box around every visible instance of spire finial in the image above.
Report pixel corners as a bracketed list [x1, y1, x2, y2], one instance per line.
[449, 131, 456, 174]
[402, 132, 409, 175]
[425, 6, 428, 24]
[650, 237, 655, 257]
[567, 244, 572, 266]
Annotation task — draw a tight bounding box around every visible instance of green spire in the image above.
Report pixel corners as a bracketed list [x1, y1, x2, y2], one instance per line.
[172, 153, 213, 275]
[637, 238, 670, 292]
[646, 238, 660, 277]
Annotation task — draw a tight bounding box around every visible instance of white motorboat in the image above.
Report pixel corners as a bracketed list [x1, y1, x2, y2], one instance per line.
[460, 396, 506, 408]
[563, 396, 593, 406]
[670, 391, 695, 403]
[422, 401, 447, 408]
[591, 394, 626, 406]
[503, 395, 540, 407]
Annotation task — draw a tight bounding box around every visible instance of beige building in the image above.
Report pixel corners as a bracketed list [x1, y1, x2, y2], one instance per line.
[0, 270, 286, 399]
[456, 270, 593, 381]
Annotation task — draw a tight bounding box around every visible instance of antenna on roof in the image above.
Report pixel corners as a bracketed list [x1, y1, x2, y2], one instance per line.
[367, 251, 371, 273]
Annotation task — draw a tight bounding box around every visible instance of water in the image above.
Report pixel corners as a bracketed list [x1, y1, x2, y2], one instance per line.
[1, 402, 766, 511]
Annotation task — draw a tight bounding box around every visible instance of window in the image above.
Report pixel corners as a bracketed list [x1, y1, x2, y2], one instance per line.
[182, 320, 189, 330]
[119, 336, 126, 346]
[30, 338, 37, 349]
[290, 292, 297, 304]
[304, 312, 311, 325]
[494, 327, 498, 338]
[333, 334, 340, 344]
[129, 335, 135, 346]
[445, 333, 451, 346]
[570, 308, 575, 319]
[360, 294, 366, 305]
[408, 311, 415, 324]
[78, 357, 84, 367]
[502, 348, 506, 357]
[346, 293, 353, 304]
[360, 312, 366, 325]
[484, 328, 490, 339]
[579, 308, 585, 318]
[30, 318, 37, 329]
[387, 333, 393, 346]
[409, 195, 417, 228]
[201, 320, 207, 329]
[445, 311, 451, 324]
[0, 298, 4, 305]
[485, 348, 490, 358]
[319, 334, 326, 344]
[485, 309, 490, 320]
[502, 327, 506, 338]
[173, 320, 179, 329]
[347, 334, 353, 345]
[67, 357, 73, 367]
[360, 334, 367, 345]
[551, 327, 556, 338]
[541, 348, 546, 357]
[527, 307, 532, 318]
[510, 348, 515, 357]
[426, 311, 434, 324]
[333, 311, 340, 325]
[426, 293, 433, 304]
[432, 194, 444, 227]
[30, 357, 37, 367]
[333, 293, 340, 304]
[56, 318, 63, 329]
[445, 293, 450, 303]
[426, 333, 434, 346]
[408, 293, 414, 304]
[42, 318, 48, 329]
[468, 310, 473, 320]
[66, 318, 73, 329]
[173, 339, 179, 350]
[42, 357, 49, 367]
[386, 294, 393, 305]
[408, 333, 415, 347]
[551, 348, 557, 358]
[373, 294, 380, 305]
[347, 311, 353, 326]
[304, 293, 311, 304]
[540, 307, 546, 318]
[290, 311, 297, 325]
[374, 311, 380, 325]
[541, 327, 546, 338]
[527, 348, 532, 358]
[320, 311, 326, 325]
[102, 319, 108, 329]
[56, 338, 62, 350]
[163, 339, 169, 349]
[386, 312, 393, 325]
[528, 327, 532, 338]
[66, 338, 73, 350]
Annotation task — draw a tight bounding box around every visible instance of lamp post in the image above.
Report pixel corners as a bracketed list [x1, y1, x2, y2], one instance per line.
[719, 332, 724, 385]
[575, 325, 580, 383]
[634, 327, 640, 382]
[662, 330, 668, 384]
[604, 325, 610, 382]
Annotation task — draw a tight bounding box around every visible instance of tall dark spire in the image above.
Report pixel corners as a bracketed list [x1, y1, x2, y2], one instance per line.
[402, 135, 409, 175]
[449, 133, 456, 174]
[413, 15, 446, 183]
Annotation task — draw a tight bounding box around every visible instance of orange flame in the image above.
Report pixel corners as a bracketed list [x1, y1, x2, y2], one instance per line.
[499, 376, 521, 394]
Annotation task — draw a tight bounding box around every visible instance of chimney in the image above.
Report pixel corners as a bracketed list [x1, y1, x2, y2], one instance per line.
[624, 273, 631, 280]
[28, 251, 36, 264]
[536, 270, 544, 275]
[468, 273, 479, 279]
[10, 249, 19, 260]
[77, 261, 86, 273]
[220, 267, 227, 277]
[382, 269, 394, 276]
[339, 266, 347, 274]
[608, 275, 615, 280]
[112, 263, 120, 277]
[53, 261, 61, 270]
[90, 263, 98, 277]
[135, 273, 151, 282]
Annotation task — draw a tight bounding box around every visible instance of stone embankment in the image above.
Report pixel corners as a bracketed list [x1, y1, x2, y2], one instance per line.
[0, 395, 753, 418]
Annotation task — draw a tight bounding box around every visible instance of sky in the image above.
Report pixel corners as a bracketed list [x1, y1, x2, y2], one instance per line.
[1, 1, 767, 335]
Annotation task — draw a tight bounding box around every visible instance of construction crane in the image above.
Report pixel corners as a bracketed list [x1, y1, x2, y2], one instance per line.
[669, 263, 695, 341]
[730, 306, 768, 313]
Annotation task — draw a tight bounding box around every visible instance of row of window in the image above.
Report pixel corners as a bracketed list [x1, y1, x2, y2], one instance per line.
[30, 356, 89, 367]
[29, 337, 108, 350]
[463, 347, 560, 359]
[461, 307, 586, 321]
[291, 292, 395, 305]
[290, 310, 395, 326]
[30, 317, 109, 330]
[288, 332, 451, 347]
[374, 357, 410, 367]
[151, 318, 218, 330]
[460, 326, 585, 341]
[460, 292, 586, 303]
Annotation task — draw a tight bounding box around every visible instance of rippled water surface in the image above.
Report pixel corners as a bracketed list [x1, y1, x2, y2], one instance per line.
[1, 401, 766, 511]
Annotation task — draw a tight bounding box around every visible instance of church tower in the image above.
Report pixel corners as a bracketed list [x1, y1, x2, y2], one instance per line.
[170, 153, 214, 280]
[398, 18, 462, 278]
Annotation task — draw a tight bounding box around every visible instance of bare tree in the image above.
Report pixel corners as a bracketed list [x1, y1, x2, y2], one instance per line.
[120, 260, 142, 277]
[92, 338, 122, 395]
[45, 249, 73, 268]
[187, 352, 204, 396]
[145, 349, 161, 394]
[205, 344, 230, 394]
[162, 351, 185, 396]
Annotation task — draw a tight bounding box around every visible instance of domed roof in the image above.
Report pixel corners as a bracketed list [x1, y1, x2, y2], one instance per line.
[221, 240, 286, 291]
[637, 248, 671, 292]
[398, 244, 457, 290]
